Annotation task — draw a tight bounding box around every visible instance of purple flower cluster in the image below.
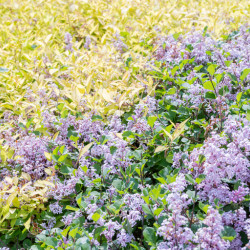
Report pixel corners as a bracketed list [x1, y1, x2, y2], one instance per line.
[158, 174, 194, 249]
[14, 135, 52, 178]
[101, 220, 122, 242]
[182, 116, 249, 205]
[49, 202, 63, 214]
[195, 207, 230, 250]
[112, 33, 128, 53]
[64, 32, 73, 52]
[117, 229, 134, 247]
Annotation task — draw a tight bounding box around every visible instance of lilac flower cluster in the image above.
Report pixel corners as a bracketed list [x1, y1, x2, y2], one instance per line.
[49, 202, 63, 214]
[117, 229, 134, 247]
[64, 32, 73, 52]
[158, 174, 194, 249]
[180, 116, 249, 205]
[14, 135, 53, 178]
[195, 207, 230, 249]
[101, 220, 122, 242]
[112, 33, 128, 53]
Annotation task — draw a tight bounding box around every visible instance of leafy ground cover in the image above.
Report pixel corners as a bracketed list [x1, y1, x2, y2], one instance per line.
[0, 1, 250, 249]
[0, 23, 249, 249]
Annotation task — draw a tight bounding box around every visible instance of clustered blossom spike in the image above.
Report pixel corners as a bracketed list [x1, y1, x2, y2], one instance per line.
[12, 135, 53, 178]
[112, 33, 128, 53]
[117, 229, 134, 247]
[195, 207, 230, 249]
[182, 116, 250, 205]
[101, 221, 122, 242]
[64, 32, 73, 52]
[49, 202, 63, 214]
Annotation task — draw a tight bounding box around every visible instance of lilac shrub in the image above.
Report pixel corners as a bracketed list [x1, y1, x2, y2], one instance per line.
[152, 25, 250, 111]
[0, 27, 249, 249]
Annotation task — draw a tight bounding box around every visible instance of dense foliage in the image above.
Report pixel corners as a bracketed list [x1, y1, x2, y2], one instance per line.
[0, 0, 249, 118]
[0, 23, 249, 249]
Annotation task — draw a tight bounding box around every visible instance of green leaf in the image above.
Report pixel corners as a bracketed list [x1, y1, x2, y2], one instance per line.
[171, 66, 179, 76]
[247, 109, 250, 121]
[92, 213, 101, 222]
[58, 154, 68, 162]
[225, 60, 232, 67]
[65, 205, 79, 211]
[203, 81, 216, 91]
[0, 150, 7, 163]
[162, 128, 172, 141]
[173, 33, 181, 40]
[143, 227, 157, 246]
[149, 186, 161, 201]
[207, 64, 217, 76]
[187, 190, 196, 199]
[23, 239, 32, 248]
[221, 226, 237, 241]
[142, 204, 153, 216]
[172, 118, 189, 141]
[61, 110, 68, 118]
[94, 226, 106, 239]
[79, 142, 94, 159]
[198, 155, 206, 164]
[154, 208, 163, 216]
[194, 65, 203, 72]
[112, 179, 122, 191]
[81, 165, 88, 173]
[206, 50, 212, 56]
[199, 202, 209, 214]
[203, 26, 208, 36]
[147, 116, 157, 128]
[70, 135, 79, 143]
[228, 73, 237, 82]
[195, 174, 206, 184]
[166, 87, 176, 95]
[122, 131, 134, 138]
[236, 92, 242, 103]
[59, 145, 66, 154]
[219, 86, 229, 96]
[205, 92, 216, 99]
[60, 165, 73, 174]
[61, 226, 71, 237]
[69, 227, 78, 238]
[110, 146, 117, 154]
[215, 73, 224, 83]
[92, 178, 102, 184]
[24, 217, 31, 230]
[57, 103, 65, 111]
[185, 174, 195, 184]
[240, 68, 250, 81]
[45, 237, 58, 247]
[12, 197, 20, 208]
[155, 145, 168, 153]
[75, 237, 90, 249]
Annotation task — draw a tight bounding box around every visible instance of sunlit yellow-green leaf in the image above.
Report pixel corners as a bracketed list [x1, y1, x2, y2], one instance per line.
[79, 142, 94, 159]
